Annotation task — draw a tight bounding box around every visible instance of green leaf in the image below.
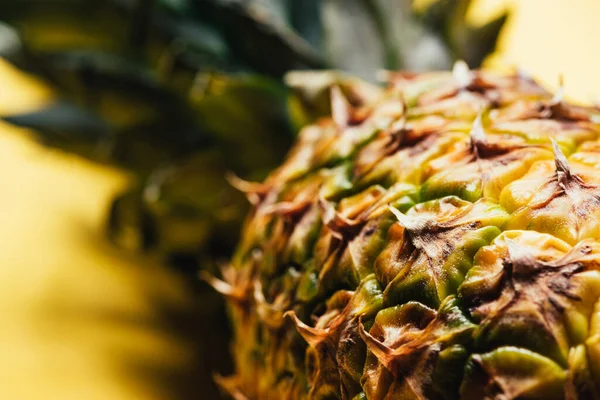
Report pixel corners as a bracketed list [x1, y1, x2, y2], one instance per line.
[107, 186, 158, 252]
[2, 100, 110, 144]
[369, 0, 453, 71]
[289, 0, 323, 50]
[191, 0, 325, 77]
[462, 12, 508, 68]
[192, 74, 293, 172]
[321, 0, 384, 79]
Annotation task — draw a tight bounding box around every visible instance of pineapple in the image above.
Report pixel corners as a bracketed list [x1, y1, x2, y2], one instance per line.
[205, 63, 600, 399]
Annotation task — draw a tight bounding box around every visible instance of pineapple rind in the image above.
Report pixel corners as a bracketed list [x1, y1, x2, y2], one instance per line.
[213, 67, 600, 399]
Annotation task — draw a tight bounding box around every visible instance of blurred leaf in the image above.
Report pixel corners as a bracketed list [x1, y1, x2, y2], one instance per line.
[0, 21, 24, 62]
[419, 0, 471, 32]
[34, 49, 156, 88]
[0, 0, 131, 52]
[461, 12, 508, 67]
[129, 0, 156, 48]
[285, 70, 382, 129]
[191, 0, 325, 77]
[416, 0, 508, 68]
[2, 100, 110, 148]
[369, 0, 452, 71]
[246, 0, 291, 27]
[319, 0, 454, 77]
[192, 74, 293, 173]
[107, 187, 158, 252]
[321, 0, 385, 80]
[0, 0, 508, 268]
[159, 17, 229, 59]
[143, 150, 242, 214]
[109, 149, 248, 258]
[289, 0, 323, 50]
[107, 118, 212, 173]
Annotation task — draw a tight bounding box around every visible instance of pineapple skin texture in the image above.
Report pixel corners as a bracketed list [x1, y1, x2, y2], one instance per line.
[208, 65, 600, 400]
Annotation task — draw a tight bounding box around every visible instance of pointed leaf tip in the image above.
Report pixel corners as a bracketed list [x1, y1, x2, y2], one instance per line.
[199, 270, 237, 298]
[254, 279, 286, 328]
[331, 85, 351, 129]
[319, 196, 363, 238]
[213, 374, 249, 400]
[253, 278, 265, 303]
[225, 172, 269, 205]
[550, 139, 572, 179]
[388, 204, 406, 223]
[453, 60, 472, 87]
[262, 198, 311, 216]
[285, 311, 328, 348]
[388, 205, 426, 232]
[319, 195, 337, 223]
[551, 75, 565, 105]
[357, 316, 395, 373]
[470, 113, 487, 150]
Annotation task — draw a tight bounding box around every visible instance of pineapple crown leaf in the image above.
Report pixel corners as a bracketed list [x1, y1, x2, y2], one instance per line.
[463, 11, 509, 68]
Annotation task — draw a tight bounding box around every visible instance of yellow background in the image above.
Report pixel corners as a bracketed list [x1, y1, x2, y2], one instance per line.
[1, 1, 600, 398]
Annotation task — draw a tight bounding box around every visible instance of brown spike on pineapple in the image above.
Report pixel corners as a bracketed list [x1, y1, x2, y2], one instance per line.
[211, 67, 600, 399]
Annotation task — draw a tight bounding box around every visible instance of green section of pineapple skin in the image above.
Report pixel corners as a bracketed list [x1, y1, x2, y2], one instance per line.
[206, 63, 600, 400]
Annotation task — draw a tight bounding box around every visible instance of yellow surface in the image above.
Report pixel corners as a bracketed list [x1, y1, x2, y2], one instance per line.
[476, 0, 600, 102]
[0, 62, 201, 399]
[1, 1, 600, 399]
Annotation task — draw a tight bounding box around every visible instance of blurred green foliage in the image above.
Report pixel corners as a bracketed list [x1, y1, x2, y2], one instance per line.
[0, 0, 507, 267]
[0, 1, 506, 398]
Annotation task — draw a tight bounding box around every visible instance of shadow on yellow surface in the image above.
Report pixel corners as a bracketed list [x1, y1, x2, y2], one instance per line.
[0, 61, 230, 398]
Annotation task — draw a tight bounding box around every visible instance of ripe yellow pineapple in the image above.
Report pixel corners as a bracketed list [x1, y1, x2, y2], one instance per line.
[204, 62, 600, 399]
